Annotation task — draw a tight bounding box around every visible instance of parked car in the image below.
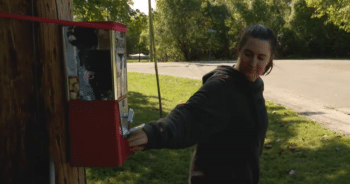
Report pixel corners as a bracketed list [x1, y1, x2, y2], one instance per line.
[128, 53, 149, 59]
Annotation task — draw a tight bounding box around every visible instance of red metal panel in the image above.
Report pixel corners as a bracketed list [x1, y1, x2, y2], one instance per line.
[69, 100, 133, 167]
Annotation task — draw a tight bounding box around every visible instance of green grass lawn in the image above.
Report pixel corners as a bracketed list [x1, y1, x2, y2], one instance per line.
[86, 72, 350, 184]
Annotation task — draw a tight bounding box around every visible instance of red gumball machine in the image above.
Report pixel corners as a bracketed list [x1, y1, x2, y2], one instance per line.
[62, 22, 145, 167]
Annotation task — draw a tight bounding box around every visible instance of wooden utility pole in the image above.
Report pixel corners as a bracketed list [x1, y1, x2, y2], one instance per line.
[0, 0, 86, 183]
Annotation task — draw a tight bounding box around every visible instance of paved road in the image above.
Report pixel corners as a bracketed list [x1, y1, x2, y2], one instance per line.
[127, 60, 350, 136]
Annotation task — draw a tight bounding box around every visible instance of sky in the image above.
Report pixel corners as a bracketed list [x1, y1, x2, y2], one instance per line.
[130, 0, 157, 15]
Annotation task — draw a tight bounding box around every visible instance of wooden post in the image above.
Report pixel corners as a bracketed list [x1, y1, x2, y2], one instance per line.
[0, 0, 86, 183]
[148, 0, 163, 118]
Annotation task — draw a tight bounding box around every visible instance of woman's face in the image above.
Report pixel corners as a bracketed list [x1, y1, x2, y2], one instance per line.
[235, 38, 272, 82]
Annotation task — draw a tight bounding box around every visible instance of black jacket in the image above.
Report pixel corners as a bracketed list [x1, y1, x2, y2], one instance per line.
[141, 64, 269, 184]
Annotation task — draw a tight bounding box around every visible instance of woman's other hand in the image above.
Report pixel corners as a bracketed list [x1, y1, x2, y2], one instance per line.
[127, 129, 148, 153]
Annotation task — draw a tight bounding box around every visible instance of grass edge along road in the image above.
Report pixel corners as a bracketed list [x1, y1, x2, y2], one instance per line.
[86, 72, 350, 184]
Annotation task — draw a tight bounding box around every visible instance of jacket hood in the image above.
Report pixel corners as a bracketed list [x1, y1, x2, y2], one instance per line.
[202, 64, 264, 91]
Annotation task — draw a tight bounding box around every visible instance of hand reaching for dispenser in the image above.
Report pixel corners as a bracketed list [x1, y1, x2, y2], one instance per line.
[127, 129, 148, 153]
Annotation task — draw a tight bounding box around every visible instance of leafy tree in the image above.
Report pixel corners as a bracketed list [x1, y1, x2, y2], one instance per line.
[73, 0, 135, 23]
[71, 0, 349, 60]
[202, 1, 231, 59]
[282, 0, 350, 58]
[139, 26, 150, 55]
[231, 0, 286, 34]
[153, 0, 236, 61]
[225, 0, 287, 58]
[305, 0, 350, 32]
[151, 9, 185, 62]
[126, 10, 148, 55]
[155, 0, 208, 61]
[266, 0, 293, 18]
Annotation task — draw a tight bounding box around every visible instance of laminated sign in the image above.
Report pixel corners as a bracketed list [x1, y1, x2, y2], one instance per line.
[62, 22, 144, 167]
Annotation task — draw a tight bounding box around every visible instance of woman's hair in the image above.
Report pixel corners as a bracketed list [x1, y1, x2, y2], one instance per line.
[236, 24, 277, 76]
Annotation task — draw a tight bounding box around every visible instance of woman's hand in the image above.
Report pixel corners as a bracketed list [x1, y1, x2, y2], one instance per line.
[127, 129, 148, 153]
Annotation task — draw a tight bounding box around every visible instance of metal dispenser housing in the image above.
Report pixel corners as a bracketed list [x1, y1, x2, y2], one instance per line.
[63, 22, 144, 167]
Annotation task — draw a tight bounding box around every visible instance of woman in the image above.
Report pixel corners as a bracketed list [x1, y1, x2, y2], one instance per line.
[127, 24, 277, 184]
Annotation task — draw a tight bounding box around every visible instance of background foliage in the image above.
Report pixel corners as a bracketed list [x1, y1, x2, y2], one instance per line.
[73, 0, 350, 61]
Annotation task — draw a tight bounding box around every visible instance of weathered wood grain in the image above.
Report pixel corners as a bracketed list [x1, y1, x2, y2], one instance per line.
[34, 0, 86, 183]
[0, 0, 86, 183]
[0, 0, 44, 183]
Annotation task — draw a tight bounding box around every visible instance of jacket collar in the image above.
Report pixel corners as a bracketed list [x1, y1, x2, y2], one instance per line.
[202, 64, 264, 91]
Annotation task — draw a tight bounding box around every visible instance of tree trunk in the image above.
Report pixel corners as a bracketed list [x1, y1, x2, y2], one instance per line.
[182, 44, 190, 61]
[0, 0, 86, 183]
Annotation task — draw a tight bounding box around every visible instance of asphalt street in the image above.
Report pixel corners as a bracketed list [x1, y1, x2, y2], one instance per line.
[127, 60, 350, 136]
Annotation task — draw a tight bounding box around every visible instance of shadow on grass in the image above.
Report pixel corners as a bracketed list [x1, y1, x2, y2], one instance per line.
[260, 137, 350, 184]
[260, 102, 350, 184]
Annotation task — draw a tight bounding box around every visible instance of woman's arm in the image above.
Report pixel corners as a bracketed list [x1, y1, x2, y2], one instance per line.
[141, 76, 236, 150]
